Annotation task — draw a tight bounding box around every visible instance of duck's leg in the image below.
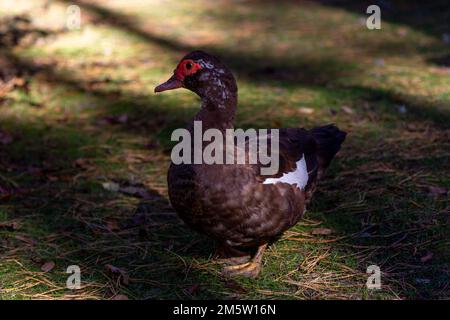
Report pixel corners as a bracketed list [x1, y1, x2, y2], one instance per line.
[214, 244, 251, 266]
[222, 243, 267, 278]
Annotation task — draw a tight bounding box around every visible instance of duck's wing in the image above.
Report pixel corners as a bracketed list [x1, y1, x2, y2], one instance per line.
[249, 128, 319, 192]
[251, 125, 346, 190]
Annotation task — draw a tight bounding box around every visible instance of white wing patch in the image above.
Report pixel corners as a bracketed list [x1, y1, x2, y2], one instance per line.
[262, 154, 309, 190]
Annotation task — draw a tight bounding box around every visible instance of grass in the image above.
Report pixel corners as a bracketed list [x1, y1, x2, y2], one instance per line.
[0, 0, 449, 300]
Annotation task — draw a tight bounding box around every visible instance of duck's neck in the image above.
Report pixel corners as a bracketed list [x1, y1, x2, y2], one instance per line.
[191, 78, 238, 133]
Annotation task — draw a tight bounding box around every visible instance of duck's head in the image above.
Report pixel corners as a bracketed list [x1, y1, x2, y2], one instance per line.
[154, 51, 237, 107]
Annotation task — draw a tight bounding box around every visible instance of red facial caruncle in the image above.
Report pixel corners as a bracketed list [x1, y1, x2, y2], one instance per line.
[175, 59, 203, 81]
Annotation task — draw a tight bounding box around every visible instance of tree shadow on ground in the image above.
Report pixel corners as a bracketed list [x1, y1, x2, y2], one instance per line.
[0, 101, 224, 299]
[54, 0, 450, 128]
[307, 0, 450, 40]
[307, 0, 450, 70]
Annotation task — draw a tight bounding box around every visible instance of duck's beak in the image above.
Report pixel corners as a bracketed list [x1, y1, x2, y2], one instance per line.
[154, 74, 183, 93]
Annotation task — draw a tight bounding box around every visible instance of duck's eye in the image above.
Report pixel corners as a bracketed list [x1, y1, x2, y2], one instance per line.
[175, 59, 202, 81]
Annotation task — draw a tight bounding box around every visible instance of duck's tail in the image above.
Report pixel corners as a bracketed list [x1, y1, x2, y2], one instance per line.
[310, 124, 346, 178]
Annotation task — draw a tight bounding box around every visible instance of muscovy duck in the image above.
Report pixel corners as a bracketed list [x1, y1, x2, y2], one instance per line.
[155, 51, 346, 278]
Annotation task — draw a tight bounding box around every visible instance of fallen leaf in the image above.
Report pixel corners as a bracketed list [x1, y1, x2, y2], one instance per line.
[298, 107, 314, 115]
[105, 264, 122, 273]
[0, 220, 20, 230]
[106, 220, 120, 231]
[102, 182, 120, 192]
[73, 158, 95, 170]
[119, 186, 151, 199]
[341, 105, 355, 115]
[30, 255, 44, 264]
[46, 175, 59, 182]
[428, 186, 448, 197]
[184, 284, 200, 295]
[41, 261, 55, 272]
[420, 252, 433, 263]
[12, 76, 25, 87]
[14, 235, 37, 246]
[105, 264, 129, 285]
[311, 228, 333, 235]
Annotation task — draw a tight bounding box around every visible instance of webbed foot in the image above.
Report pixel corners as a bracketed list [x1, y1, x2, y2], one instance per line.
[221, 244, 267, 278]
